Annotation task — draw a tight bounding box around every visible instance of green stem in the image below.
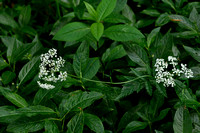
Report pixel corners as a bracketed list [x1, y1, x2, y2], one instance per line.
[68, 74, 151, 85]
[56, 0, 61, 19]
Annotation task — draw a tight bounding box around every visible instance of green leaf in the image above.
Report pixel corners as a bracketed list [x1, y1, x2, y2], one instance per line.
[122, 4, 136, 24]
[123, 43, 149, 67]
[155, 13, 170, 26]
[10, 42, 35, 63]
[183, 45, 200, 62]
[189, 7, 198, 23]
[0, 106, 21, 123]
[104, 25, 144, 42]
[147, 27, 161, 48]
[59, 91, 103, 117]
[113, 0, 127, 13]
[153, 108, 170, 122]
[0, 12, 18, 28]
[141, 9, 160, 17]
[191, 66, 200, 80]
[84, 113, 104, 133]
[96, 0, 117, 21]
[18, 5, 31, 26]
[155, 82, 167, 97]
[73, 42, 100, 79]
[171, 31, 198, 38]
[18, 56, 40, 86]
[66, 111, 84, 133]
[1, 36, 23, 64]
[122, 121, 148, 133]
[115, 81, 143, 100]
[153, 32, 173, 59]
[91, 22, 104, 41]
[53, 22, 90, 41]
[155, 130, 164, 133]
[45, 120, 59, 133]
[102, 45, 126, 63]
[0, 87, 28, 108]
[169, 15, 196, 31]
[33, 84, 62, 105]
[7, 116, 44, 133]
[145, 81, 152, 96]
[84, 1, 97, 20]
[162, 0, 176, 11]
[1, 71, 16, 85]
[17, 105, 55, 116]
[173, 107, 192, 133]
[0, 58, 9, 71]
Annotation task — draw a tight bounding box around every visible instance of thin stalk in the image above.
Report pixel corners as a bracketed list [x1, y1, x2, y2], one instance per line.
[56, 0, 61, 19]
[68, 74, 151, 85]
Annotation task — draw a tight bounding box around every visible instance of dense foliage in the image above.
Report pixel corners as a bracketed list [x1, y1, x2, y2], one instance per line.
[0, 0, 200, 132]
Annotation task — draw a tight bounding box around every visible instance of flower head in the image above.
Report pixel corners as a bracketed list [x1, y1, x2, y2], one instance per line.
[38, 48, 67, 89]
[154, 56, 193, 87]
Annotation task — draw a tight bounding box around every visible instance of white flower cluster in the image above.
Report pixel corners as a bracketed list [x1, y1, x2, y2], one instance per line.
[155, 56, 193, 87]
[37, 48, 67, 89]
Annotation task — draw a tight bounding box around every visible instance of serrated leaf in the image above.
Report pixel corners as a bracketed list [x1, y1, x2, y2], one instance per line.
[53, 22, 90, 41]
[0, 12, 18, 28]
[156, 13, 170, 26]
[122, 121, 148, 133]
[0, 106, 21, 123]
[141, 9, 160, 17]
[18, 56, 40, 86]
[162, 0, 176, 11]
[123, 43, 149, 67]
[173, 106, 192, 133]
[59, 91, 103, 117]
[17, 105, 55, 116]
[84, 1, 97, 20]
[153, 108, 170, 122]
[84, 113, 104, 133]
[66, 111, 84, 133]
[96, 0, 117, 21]
[1, 36, 23, 64]
[104, 25, 144, 42]
[169, 15, 196, 31]
[0, 87, 28, 108]
[91, 22, 104, 41]
[102, 45, 126, 63]
[155, 82, 167, 97]
[183, 45, 200, 62]
[147, 27, 161, 48]
[18, 5, 31, 26]
[33, 84, 62, 105]
[7, 116, 44, 133]
[1, 71, 16, 85]
[45, 120, 59, 133]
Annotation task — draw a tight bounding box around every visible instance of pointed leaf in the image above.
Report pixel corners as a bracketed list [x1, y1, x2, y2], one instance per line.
[122, 121, 148, 133]
[91, 22, 104, 41]
[173, 107, 192, 133]
[0, 87, 28, 108]
[162, 0, 176, 10]
[1, 71, 16, 85]
[0, 12, 18, 28]
[53, 22, 90, 41]
[96, 0, 117, 21]
[84, 113, 104, 133]
[104, 25, 144, 42]
[18, 56, 40, 85]
[18, 5, 31, 26]
[156, 13, 170, 26]
[183, 45, 200, 62]
[147, 27, 161, 48]
[66, 111, 84, 133]
[0, 106, 21, 123]
[59, 91, 103, 116]
[0, 58, 9, 71]
[84, 1, 97, 20]
[45, 120, 59, 133]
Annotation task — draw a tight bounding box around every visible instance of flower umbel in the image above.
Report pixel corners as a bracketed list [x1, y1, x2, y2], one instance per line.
[38, 48, 67, 89]
[154, 56, 193, 87]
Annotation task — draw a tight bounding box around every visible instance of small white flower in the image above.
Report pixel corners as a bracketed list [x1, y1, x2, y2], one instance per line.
[37, 81, 55, 90]
[38, 48, 67, 89]
[154, 56, 193, 87]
